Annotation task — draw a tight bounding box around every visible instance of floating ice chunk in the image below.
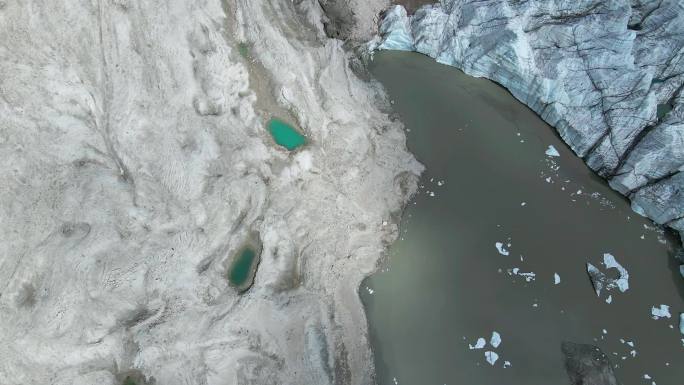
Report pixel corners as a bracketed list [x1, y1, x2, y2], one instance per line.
[469, 337, 486, 349]
[545, 177, 552, 183]
[503, 360, 511, 368]
[586, 253, 629, 299]
[545, 145, 560, 157]
[626, 341, 634, 347]
[680, 265, 684, 279]
[521, 202, 526, 206]
[490, 332, 501, 348]
[603, 254, 629, 292]
[586, 263, 603, 295]
[680, 313, 684, 335]
[630, 350, 637, 357]
[605, 295, 612, 304]
[495, 242, 510, 256]
[644, 374, 651, 380]
[554, 273, 561, 285]
[508, 268, 535, 282]
[485, 351, 499, 365]
[602, 329, 607, 334]
[651, 304, 671, 320]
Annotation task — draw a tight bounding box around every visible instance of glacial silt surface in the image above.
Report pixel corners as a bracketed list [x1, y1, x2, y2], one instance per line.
[362, 51, 684, 385]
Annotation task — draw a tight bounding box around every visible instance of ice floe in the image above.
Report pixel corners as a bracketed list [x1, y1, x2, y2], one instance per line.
[651, 304, 671, 320]
[469, 337, 486, 350]
[586, 253, 629, 301]
[545, 145, 560, 157]
[507, 268, 536, 282]
[490, 332, 501, 348]
[495, 242, 510, 256]
[484, 351, 499, 365]
[554, 273, 561, 285]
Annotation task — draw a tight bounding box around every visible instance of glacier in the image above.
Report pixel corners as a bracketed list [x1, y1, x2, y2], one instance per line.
[374, 0, 684, 247]
[0, 0, 422, 384]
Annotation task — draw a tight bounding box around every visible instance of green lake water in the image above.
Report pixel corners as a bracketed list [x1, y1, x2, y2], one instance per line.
[267, 118, 306, 150]
[362, 51, 684, 385]
[228, 247, 258, 291]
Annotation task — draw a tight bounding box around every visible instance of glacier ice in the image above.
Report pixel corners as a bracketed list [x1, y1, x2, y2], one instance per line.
[0, 0, 423, 383]
[378, 6, 415, 51]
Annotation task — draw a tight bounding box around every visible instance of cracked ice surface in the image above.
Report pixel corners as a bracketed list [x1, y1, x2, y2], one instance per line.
[0, 1, 423, 384]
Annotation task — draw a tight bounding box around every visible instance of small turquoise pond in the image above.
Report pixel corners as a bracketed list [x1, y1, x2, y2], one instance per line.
[228, 246, 259, 291]
[268, 118, 306, 150]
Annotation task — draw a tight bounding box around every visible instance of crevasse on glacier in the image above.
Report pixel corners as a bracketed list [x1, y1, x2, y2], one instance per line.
[376, 1, 684, 246]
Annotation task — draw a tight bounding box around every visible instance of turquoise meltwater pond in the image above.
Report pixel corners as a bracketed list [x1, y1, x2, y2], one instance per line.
[267, 118, 306, 150]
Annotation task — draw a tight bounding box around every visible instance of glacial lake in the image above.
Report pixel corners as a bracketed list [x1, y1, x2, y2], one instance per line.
[228, 246, 259, 292]
[362, 51, 684, 385]
[267, 118, 306, 151]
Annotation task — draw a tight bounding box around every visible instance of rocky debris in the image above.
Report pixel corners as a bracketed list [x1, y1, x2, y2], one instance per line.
[0, 0, 421, 384]
[373, 1, 684, 244]
[317, 0, 389, 41]
[561, 342, 621, 385]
